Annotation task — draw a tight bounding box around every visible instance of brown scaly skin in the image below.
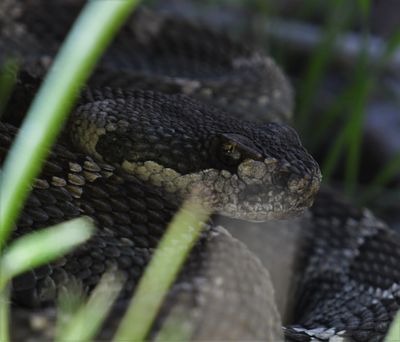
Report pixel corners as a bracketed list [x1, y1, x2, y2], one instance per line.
[1, 119, 283, 340]
[1, 1, 400, 341]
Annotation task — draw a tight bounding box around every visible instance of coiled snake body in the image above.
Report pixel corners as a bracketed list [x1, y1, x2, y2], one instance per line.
[1, 1, 400, 341]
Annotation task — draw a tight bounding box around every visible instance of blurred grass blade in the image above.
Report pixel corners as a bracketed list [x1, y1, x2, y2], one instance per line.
[343, 62, 371, 195]
[311, 30, 400, 152]
[295, 0, 349, 132]
[357, 0, 371, 16]
[360, 152, 400, 203]
[321, 126, 347, 181]
[309, 84, 350, 150]
[295, 0, 324, 19]
[0, 217, 94, 290]
[385, 311, 400, 342]
[113, 200, 211, 342]
[56, 271, 124, 342]
[0, 59, 18, 118]
[322, 44, 372, 189]
[353, 29, 400, 195]
[0, 0, 141, 248]
[0, 286, 10, 342]
[379, 29, 400, 68]
[370, 152, 400, 188]
[154, 313, 192, 342]
[322, 28, 400, 191]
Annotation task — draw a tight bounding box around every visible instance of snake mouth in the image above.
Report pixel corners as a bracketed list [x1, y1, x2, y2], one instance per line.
[233, 188, 317, 221]
[163, 156, 318, 221]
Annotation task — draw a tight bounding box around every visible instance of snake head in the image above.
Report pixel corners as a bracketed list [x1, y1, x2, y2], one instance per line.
[188, 123, 322, 221]
[70, 90, 321, 221]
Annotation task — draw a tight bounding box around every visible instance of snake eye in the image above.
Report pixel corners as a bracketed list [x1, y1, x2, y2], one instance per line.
[213, 133, 263, 168]
[96, 133, 125, 164]
[96, 132, 134, 164]
[219, 141, 243, 166]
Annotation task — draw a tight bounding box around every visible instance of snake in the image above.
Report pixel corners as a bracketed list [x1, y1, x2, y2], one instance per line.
[1, 1, 400, 341]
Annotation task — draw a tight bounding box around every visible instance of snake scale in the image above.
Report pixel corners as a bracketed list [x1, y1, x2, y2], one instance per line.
[1, 1, 400, 341]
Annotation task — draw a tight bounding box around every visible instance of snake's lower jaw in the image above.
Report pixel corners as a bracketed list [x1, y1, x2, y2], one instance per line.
[175, 163, 322, 221]
[210, 190, 316, 222]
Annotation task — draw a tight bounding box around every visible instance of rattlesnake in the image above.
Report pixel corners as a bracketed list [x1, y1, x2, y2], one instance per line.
[1, 1, 399, 341]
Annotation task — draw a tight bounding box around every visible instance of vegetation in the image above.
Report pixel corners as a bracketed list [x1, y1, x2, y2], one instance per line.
[0, 1, 141, 340]
[0, 0, 399, 341]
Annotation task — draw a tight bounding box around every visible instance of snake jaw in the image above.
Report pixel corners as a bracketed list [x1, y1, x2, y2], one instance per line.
[162, 156, 321, 221]
[214, 158, 321, 221]
[104, 154, 320, 222]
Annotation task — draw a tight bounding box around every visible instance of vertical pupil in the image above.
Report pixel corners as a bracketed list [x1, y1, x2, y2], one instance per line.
[224, 143, 240, 160]
[224, 143, 234, 154]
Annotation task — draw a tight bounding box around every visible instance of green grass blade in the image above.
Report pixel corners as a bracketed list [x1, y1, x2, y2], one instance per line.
[154, 313, 192, 342]
[309, 84, 350, 150]
[312, 25, 399, 153]
[0, 217, 94, 290]
[321, 126, 347, 181]
[360, 152, 400, 203]
[357, 0, 371, 16]
[322, 26, 400, 191]
[0, 0, 141, 248]
[0, 286, 10, 342]
[0, 59, 18, 118]
[321, 74, 371, 190]
[379, 30, 400, 67]
[385, 311, 400, 342]
[370, 152, 400, 188]
[341, 0, 372, 196]
[343, 72, 371, 195]
[295, 0, 349, 132]
[113, 201, 211, 342]
[56, 271, 124, 342]
[321, 39, 370, 186]
[295, 0, 324, 19]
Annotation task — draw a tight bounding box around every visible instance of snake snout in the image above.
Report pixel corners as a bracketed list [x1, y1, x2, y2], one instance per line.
[273, 155, 321, 193]
[282, 171, 320, 195]
[286, 165, 322, 213]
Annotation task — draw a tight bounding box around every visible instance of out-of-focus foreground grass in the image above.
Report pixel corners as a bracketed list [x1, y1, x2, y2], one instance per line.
[0, 0, 399, 341]
[0, 1, 211, 340]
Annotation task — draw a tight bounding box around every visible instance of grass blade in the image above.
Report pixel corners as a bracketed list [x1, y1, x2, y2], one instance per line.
[0, 0, 141, 248]
[0, 286, 10, 342]
[154, 313, 192, 342]
[321, 126, 347, 181]
[113, 200, 211, 342]
[295, 0, 349, 132]
[322, 27, 400, 190]
[360, 152, 400, 203]
[0, 217, 94, 290]
[357, 0, 371, 15]
[343, 71, 371, 195]
[385, 311, 400, 342]
[0, 59, 18, 118]
[56, 271, 124, 342]
[370, 152, 400, 188]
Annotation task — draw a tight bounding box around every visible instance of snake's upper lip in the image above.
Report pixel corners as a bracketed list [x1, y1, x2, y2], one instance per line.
[294, 172, 322, 208]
